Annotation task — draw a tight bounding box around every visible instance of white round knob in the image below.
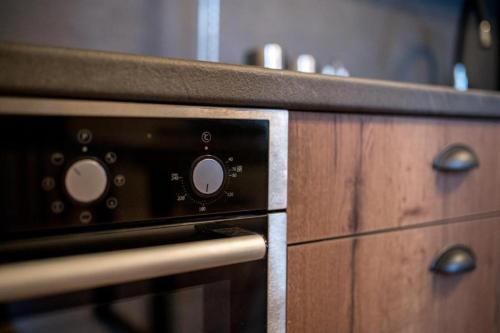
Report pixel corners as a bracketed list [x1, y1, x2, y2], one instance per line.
[192, 158, 225, 196]
[65, 159, 108, 203]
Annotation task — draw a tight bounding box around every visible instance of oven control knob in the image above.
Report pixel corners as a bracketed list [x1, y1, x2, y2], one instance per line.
[191, 157, 225, 196]
[65, 159, 109, 204]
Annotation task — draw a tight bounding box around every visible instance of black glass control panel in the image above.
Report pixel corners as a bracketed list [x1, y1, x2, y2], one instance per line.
[0, 116, 269, 236]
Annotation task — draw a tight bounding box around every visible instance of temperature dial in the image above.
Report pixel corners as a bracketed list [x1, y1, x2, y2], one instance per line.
[65, 158, 109, 204]
[191, 157, 225, 196]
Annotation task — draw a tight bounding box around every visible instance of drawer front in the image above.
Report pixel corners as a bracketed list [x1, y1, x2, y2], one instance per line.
[289, 112, 500, 243]
[287, 217, 500, 333]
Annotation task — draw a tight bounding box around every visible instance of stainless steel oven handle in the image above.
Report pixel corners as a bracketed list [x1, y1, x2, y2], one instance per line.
[0, 234, 266, 302]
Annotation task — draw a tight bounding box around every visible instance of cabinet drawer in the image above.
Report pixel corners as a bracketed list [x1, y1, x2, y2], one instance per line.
[287, 217, 500, 333]
[289, 112, 500, 243]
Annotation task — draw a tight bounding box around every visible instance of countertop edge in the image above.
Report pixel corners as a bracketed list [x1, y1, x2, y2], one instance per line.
[1, 42, 500, 118]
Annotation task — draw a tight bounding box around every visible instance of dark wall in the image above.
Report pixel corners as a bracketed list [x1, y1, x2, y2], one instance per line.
[0, 0, 198, 59]
[0, 0, 497, 90]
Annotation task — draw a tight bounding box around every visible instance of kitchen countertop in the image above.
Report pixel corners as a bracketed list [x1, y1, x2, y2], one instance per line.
[1, 42, 500, 118]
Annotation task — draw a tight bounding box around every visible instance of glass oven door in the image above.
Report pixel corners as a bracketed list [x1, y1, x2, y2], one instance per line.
[0, 216, 269, 333]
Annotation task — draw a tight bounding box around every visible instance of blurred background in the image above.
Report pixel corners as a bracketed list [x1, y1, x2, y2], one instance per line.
[0, 0, 498, 90]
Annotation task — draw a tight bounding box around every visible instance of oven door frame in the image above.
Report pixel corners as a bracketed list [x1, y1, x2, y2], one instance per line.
[0, 213, 286, 333]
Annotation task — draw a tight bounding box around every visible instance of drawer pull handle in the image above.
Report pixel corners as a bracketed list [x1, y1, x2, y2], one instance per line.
[430, 245, 476, 275]
[433, 144, 479, 172]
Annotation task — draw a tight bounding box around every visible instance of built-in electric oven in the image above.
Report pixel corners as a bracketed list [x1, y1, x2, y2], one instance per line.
[0, 98, 288, 333]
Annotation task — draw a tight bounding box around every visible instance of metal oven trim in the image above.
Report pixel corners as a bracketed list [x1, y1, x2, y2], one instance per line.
[0, 96, 288, 210]
[267, 212, 287, 333]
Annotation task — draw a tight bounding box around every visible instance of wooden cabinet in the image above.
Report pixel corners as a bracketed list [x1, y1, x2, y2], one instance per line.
[287, 216, 500, 333]
[288, 112, 500, 243]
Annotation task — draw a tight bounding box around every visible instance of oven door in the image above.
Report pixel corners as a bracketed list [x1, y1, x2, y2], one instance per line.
[0, 213, 286, 333]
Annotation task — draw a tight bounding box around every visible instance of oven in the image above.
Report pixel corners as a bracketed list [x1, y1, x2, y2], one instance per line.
[0, 98, 288, 333]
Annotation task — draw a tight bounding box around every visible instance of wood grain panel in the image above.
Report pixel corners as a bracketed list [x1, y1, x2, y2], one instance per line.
[288, 112, 500, 243]
[286, 236, 354, 333]
[288, 113, 362, 242]
[287, 217, 500, 333]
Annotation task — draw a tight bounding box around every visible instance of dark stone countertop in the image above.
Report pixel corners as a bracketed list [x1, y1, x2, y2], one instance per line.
[1, 42, 500, 118]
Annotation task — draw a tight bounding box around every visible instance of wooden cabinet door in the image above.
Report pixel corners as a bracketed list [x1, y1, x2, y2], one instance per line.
[287, 217, 500, 333]
[289, 112, 500, 243]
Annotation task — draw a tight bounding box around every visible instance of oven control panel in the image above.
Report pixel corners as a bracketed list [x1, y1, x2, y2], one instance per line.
[0, 116, 269, 235]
